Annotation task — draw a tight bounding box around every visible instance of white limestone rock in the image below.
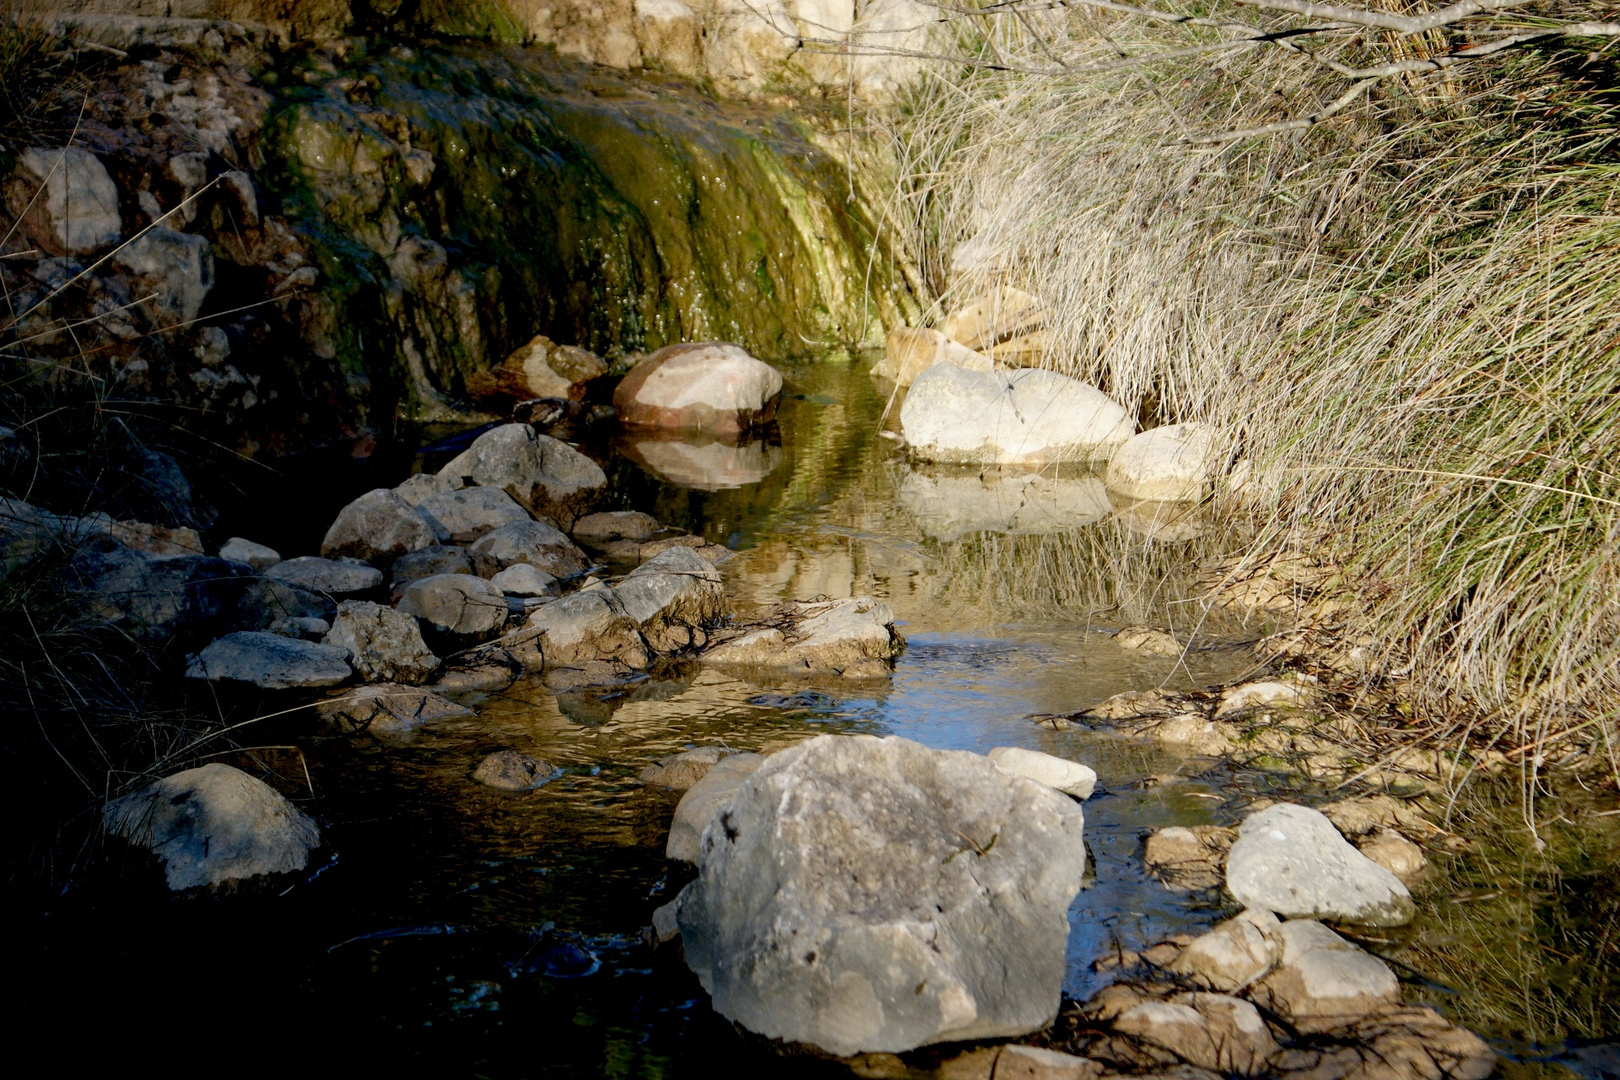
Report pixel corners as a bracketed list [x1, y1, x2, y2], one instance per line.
[900, 365, 1134, 465]
[1105, 423, 1224, 503]
[988, 746, 1097, 799]
[1226, 803, 1415, 927]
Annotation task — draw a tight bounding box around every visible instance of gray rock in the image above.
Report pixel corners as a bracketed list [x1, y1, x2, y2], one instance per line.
[9, 147, 121, 255]
[321, 488, 440, 564]
[700, 596, 903, 678]
[266, 555, 385, 597]
[987, 747, 1096, 799]
[468, 519, 589, 579]
[676, 734, 1088, 1055]
[437, 423, 607, 521]
[219, 536, 281, 569]
[471, 750, 560, 791]
[394, 470, 456, 506]
[315, 683, 473, 733]
[268, 616, 330, 639]
[413, 486, 533, 544]
[113, 226, 214, 326]
[390, 545, 473, 596]
[323, 600, 439, 684]
[398, 573, 508, 637]
[231, 577, 337, 632]
[490, 563, 558, 597]
[1106, 423, 1224, 504]
[993, 1046, 1103, 1080]
[186, 631, 352, 689]
[71, 544, 256, 642]
[666, 752, 765, 862]
[104, 763, 319, 891]
[1226, 803, 1414, 927]
[503, 586, 649, 669]
[1169, 908, 1282, 992]
[573, 510, 663, 547]
[613, 545, 725, 653]
[651, 895, 684, 945]
[641, 745, 743, 791]
[1250, 919, 1401, 1032]
[900, 365, 1134, 465]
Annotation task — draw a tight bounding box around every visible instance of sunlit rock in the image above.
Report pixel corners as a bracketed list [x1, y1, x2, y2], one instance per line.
[901, 365, 1133, 465]
[942, 285, 1044, 352]
[898, 468, 1112, 540]
[613, 342, 783, 434]
[437, 424, 607, 521]
[987, 746, 1096, 799]
[104, 763, 320, 891]
[1249, 920, 1401, 1031]
[321, 489, 440, 564]
[323, 599, 439, 684]
[503, 586, 649, 669]
[472, 750, 561, 791]
[620, 431, 782, 490]
[1226, 804, 1414, 927]
[666, 751, 766, 861]
[872, 326, 990, 387]
[1105, 423, 1224, 503]
[701, 596, 902, 678]
[613, 545, 726, 653]
[676, 734, 1088, 1054]
[641, 745, 745, 791]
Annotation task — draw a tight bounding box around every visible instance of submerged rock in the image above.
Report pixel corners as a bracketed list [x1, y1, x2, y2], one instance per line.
[988, 746, 1097, 799]
[437, 423, 606, 521]
[1105, 424, 1224, 503]
[1356, 829, 1429, 883]
[613, 342, 783, 434]
[321, 488, 441, 564]
[898, 470, 1112, 540]
[700, 597, 903, 678]
[105, 763, 320, 891]
[267, 555, 385, 596]
[315, 683, 472, 733]
[900, 365, 1134, 465]
[323, 600, 439, 685]
[472, 750, 560, 791]
[1143, 825, 1237, 892]
[398, 573, 508, 638]
[676, 735, 1088, 1055]
[1114, 626, 1184, 656]
[186, 631, 352, 689]
[1226, 804, 1415, 927]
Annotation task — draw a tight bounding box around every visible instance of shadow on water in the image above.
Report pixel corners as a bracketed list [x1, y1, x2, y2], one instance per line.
[17, 358, 1617, 1076]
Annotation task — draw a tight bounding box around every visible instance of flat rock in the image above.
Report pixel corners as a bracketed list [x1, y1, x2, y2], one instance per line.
[613, 342, 783, 434]
[219, 536, 281, 569]
[398, 573, 509, 638]
[1105, 424, 1224, 503]
[413, 486, 533, 544]
[468, 519, 589, 579]
[322, 488, 442, 564]
[472, 750, 560, 791]
[676, 734, 1088, 1055]
[490, 563, 559, 597]
[900, 365, 1134, 465]
[641, 745, 741, 791]
[323, 600, 439, 684]
[700, 597, 903, 678]
[1226, 803, 1414, 927]
[437, 423, 606, 521]
[1250, 920, 1401, 1031]
[315, 683, 472, 733]
[613, 545, 725, 653]
[267, 555, 385, 596]
[994, 1045, 1103, 1080]
[103, 763, 319, 891]
[573, 510, 664, 547]
[988, 747, 1096, 799]
[666, 752, 766, 862]
[185, 631, 352, 689]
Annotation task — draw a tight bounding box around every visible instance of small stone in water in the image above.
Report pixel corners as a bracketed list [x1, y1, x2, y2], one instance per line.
[518, 939, 600, 979]
[472, 750, 559, 791]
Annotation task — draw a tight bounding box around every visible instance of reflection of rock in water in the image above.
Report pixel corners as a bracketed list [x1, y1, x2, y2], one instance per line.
[899, 468, 1112, 540]
[1110, 498, 1208, 542]
[620, 434, 782, 490]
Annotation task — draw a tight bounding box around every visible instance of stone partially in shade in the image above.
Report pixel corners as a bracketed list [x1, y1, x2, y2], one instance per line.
[267, 556, 385, 596]
[613, 342, 783, 434]
[104, 763, 319, 891]
[1105, 423, 1224, 503]
[1225, 803, 1414, 927]
[665, 752, 766, 861]
[322, 489, 440, 564]
[8, 147, 122, 255]
[412, 486, 532, 544]
[185, 631, 351, 689]
[987, 747, 1096, 799]
[398, 573, 508, 638]
[436, 424, 606, 521]
[472, 750, 560, 791]
[468, 519, 588, 579]
[700, 597, 902, 678]
[676, 734, 1088, 1055]
[322, 600, 438, 684]
[1249, 920, 1401, 1032]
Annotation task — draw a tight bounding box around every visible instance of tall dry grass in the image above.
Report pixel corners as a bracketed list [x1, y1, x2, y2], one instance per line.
[888, 1, 1620, 763]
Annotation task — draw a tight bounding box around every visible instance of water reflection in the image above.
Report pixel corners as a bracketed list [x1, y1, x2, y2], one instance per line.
[618, 432, 782, 490]
[898, 467, 1113, 541]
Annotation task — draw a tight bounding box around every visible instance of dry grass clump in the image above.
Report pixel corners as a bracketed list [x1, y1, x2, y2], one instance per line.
[889, 2, 1620, 760]
[0, 3, 82, 163]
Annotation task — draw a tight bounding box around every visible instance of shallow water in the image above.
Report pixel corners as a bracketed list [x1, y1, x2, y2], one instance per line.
[19, 358, 1616, 1074]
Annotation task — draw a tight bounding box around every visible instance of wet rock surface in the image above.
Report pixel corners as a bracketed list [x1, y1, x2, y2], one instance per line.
[676, 734, 1088, 1055]
[701, 596, 903, 677]
[471, 750, 560, 791]
[104, 763, 320, 890]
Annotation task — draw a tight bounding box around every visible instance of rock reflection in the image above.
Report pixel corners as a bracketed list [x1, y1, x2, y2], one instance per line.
[618, 432, 782, 490]
[1110, 497, 1210, 542]
[898, 467, 1113, 541]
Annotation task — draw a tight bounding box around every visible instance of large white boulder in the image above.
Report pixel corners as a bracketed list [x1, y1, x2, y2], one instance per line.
[900, 365, 1134, 465]
[1226, 803, 1415, 927]
[8, 147, 121, 255]
[1105, 423, 1224, 503]
[104, 763, 320, 890]
[676, 734, 1088, 1055]
[613, 343, 783, 434]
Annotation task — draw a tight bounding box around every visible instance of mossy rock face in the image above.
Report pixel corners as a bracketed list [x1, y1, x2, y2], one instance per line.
[260, 42, 916, 425]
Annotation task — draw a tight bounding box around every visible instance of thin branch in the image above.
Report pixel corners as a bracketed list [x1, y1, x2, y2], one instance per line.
[1225, 0, 1531, 35]
[1183, 76, 1379, 143]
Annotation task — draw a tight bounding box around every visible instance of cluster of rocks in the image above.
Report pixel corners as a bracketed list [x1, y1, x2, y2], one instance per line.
[877, 288, 1234, 513]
